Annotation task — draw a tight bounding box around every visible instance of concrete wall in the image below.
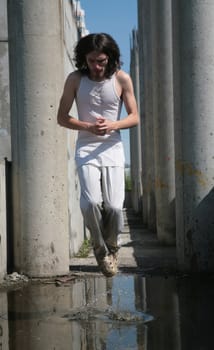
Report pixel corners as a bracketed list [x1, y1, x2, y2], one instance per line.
[62, 0, 87, 258]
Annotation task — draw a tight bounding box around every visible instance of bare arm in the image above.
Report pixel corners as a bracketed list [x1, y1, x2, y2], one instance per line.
[57, 71, 90, 131]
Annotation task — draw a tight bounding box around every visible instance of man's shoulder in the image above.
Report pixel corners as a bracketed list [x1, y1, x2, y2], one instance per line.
[115, 70, 132, 86]
[67, 70, 82, 83]
[65, 70, 83, 91]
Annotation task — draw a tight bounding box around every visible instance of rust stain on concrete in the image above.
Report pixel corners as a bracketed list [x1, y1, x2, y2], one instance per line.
[154, 178, 168, 189]
[175, 160, 208, 187]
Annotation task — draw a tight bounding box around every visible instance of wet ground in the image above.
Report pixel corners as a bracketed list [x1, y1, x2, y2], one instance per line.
[1, 273, 214, 349]
[1, 210, 214, 349]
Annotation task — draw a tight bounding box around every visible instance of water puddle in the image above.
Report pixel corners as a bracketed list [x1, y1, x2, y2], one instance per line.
[0, 274, 214, 349]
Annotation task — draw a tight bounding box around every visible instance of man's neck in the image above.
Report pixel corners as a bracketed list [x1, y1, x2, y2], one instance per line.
[88, 71, 107, 82]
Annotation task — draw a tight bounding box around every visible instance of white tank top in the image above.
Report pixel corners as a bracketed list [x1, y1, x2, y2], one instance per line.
[75, 73, 125, 167]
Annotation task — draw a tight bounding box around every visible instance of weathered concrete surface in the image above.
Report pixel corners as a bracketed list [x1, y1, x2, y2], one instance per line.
[0, 0, 11, 282]
[151, 0, 176, 245]
[138, 0, 156, 231]
[70, 209, 177, 275]
[172, 1, 214, 271]
[8, 0, 70, 277]
[130, 30, 143, 214]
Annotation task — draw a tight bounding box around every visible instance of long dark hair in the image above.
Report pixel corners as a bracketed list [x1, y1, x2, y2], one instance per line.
[74, 33, 122, 78]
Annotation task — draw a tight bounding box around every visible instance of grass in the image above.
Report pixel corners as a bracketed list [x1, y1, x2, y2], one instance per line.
[75, 238, 92, 258]
[125, 174, 132, 191]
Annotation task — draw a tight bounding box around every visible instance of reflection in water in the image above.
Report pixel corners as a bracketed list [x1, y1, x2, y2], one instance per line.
[0, 274, 213, 349]
[0, 292, 9, 349]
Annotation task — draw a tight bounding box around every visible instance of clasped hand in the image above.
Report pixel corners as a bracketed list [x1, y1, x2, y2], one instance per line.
[91, 116, 114, 136]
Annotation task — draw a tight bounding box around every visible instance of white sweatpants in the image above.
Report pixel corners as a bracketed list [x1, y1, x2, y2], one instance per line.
[77, 164, 125, 255]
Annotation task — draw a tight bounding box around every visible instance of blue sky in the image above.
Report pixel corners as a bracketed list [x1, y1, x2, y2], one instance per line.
[80, 0, 138, 164]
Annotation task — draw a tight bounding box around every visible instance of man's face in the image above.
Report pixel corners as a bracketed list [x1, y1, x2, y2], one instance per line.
[85, 51, 109, 80]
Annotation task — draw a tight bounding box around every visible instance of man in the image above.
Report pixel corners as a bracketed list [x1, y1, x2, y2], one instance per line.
[57, 33, 139, 277]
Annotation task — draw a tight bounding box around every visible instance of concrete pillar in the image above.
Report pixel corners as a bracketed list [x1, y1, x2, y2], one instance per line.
[137, 0, 146, 222]
[130, 30, 143, 213]
[138, 0, 156, 231]
[0, 0, 11, 281]
[151, 0, 176, 245]
[7, 0, 70, 276]
[0, 0, 10, 132]
[172, 1, 214, 271]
